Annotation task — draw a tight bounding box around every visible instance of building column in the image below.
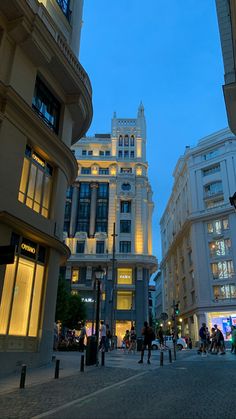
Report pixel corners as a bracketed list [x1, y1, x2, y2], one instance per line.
[89, 183, 98, 237]
[69, 185, 79, 237]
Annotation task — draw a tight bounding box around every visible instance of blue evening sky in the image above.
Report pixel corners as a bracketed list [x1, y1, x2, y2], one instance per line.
[80, 0, 228, 264]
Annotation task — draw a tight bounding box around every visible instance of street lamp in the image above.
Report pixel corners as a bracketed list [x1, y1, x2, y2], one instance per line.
[94, 265, 105, 363]
[229, 192, 236, 210]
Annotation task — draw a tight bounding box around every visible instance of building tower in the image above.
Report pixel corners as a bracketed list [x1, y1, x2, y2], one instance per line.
[0, 0, 92, 373]
[64, 104, 157, 345]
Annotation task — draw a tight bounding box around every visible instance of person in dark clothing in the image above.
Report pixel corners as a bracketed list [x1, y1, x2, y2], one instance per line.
[198, 322, 207, 354]
[138, 321, 155, 364]
[214, 324, 225, 355]
[158, 327, 164, 349]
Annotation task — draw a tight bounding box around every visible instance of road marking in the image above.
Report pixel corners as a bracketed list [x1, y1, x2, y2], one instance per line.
[31, 371, 150, 419]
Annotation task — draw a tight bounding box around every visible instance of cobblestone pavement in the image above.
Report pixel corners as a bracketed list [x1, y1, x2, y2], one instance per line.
[0, 350, 235, 419]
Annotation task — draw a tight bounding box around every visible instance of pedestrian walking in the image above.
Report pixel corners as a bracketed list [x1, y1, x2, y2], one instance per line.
[123, 330, 130, 353]
[198, 322, 207, 355]
[209, 327, 217, 354]
[231, 326, 236, 354]
[128, 326, 137, 353]
[138, 321, 155, 364]
[99, 321, 106, 351]
[78, 322, 87, 352]
[106, 324, 112, 351]
[214, 324, 225, 355]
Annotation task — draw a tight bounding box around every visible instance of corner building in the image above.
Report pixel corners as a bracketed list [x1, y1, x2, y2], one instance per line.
[160, 129, 236, 343]
[0, 0, 92, 373]
[64, 105, 157, 345]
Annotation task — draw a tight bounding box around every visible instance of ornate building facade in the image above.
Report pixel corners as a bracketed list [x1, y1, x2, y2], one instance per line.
[64, 105, 157, 345]
[0, 0, 92, 373]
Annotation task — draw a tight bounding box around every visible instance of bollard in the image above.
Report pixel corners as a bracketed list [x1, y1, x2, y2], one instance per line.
[54, 359, 60, 379]
[20, 364, 26, 389]
[168, 349, 172, 363]
[160, 351, 164, 367]
[101, 351, 105, 367]
[173, 344, 177, 361]
[80, 355, 84, 372]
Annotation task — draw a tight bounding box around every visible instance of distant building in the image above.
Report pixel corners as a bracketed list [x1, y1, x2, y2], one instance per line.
[160, 129, 236, 342]
[0, 0, 92, 373]
[153, 271, 164, 320]
[63, 105, 157, 345]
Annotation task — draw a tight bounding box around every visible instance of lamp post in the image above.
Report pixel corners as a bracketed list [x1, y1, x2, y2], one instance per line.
[94, 265, 105, 364]
[229, 192, 236, 210]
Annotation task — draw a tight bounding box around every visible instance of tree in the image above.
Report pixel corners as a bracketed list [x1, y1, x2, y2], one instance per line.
[64, 293, 86, 330]
[55, 275, 69, 325]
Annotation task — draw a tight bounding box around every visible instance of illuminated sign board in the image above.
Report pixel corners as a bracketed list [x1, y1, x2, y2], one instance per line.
[32, 153, 45, 168]
[81, 297, 94, 303]
[20, 238, 37, 259]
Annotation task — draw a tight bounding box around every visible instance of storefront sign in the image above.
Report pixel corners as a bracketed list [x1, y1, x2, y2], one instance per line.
[32, 153, 45, 168]
[20, 239, 37, 259]
[81, 297, 94, 303]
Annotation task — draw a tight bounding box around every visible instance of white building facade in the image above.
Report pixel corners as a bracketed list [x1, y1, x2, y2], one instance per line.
[64, 105, 157, 345]
[160, 128, 236, 342]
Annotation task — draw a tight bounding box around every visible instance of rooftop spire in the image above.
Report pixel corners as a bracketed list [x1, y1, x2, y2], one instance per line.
[138, 101, 144, 117]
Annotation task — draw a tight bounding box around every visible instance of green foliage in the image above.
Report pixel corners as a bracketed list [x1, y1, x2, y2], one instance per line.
[55, 276, 87, 329]
[64, 294, 87, 330]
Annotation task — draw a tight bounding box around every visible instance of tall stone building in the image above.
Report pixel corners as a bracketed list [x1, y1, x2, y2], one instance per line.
[0, 0, 92, 373]
[160, 129, 236, 342]
[64, 105, 157, 345]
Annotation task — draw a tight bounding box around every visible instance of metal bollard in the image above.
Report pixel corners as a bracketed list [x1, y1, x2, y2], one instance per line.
[101, 351, 105, 367]
[80, 355, 84, 372]
[173, 344, 177, 361]
[54, 359, 60, 379]
[20, 364, 26, 389]
[160, 351, 164, 366]
[168, 349, 172, 363]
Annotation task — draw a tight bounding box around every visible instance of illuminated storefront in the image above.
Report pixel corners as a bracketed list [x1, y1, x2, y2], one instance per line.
[207, 311, 236, 340]
[0, 234, 46, 339]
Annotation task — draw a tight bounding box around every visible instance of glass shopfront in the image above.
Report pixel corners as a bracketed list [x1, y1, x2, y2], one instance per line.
[0, 234, 46, 337]
[207, 311, 236, 340]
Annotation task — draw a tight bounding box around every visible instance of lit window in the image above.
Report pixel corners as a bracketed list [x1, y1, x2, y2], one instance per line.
[206, 199, 224, 209]
[209, 239, 231, 257]
[213, 284, 236, 300]
[0, 235, 45, 337]
[32, 77, 60, 133]
[211, 260, 234, 279]
[207, 218, 229, 235]
[117, 291, 133, 310]
[18, 146, 53, 218]
[72, 270, 79, 283]
[117, 268, 132, 284]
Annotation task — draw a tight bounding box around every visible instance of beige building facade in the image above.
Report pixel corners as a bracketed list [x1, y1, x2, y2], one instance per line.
[160, 129, 236, 343]
[63, 105, 157, 345]
[0, 0, 92, 373]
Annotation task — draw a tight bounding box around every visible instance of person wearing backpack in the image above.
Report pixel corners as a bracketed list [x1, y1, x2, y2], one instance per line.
[138, 321, 155, 364]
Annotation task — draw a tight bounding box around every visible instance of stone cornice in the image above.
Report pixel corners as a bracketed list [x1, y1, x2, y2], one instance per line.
[0, 82, 77, 184]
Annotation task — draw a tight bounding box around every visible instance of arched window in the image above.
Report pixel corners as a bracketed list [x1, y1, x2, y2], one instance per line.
[119, 135, 123, 146]
[124, 135, 129, 146]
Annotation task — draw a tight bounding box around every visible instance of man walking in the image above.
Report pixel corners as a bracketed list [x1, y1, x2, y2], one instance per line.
[138, 321, 155, 364]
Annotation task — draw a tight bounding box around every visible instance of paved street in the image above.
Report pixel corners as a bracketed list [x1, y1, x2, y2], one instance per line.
[0, 350, 235, 419]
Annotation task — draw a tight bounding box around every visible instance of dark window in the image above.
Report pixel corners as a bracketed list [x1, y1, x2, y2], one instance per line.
[76, 241, 85, 254]
[119, 241, 131, 253]
[120, 201, 131, 213]
[130, 151, 134, 159]
[119, 136, 123, 146]
[66, 187, 73, 199]
[88, 150, 93, 156]
[80, 183, 90, 198]
[124, 135, 129, 146]
[124, 150, 129, 159]
[95, 221, 107, 232]
[96, 241, 105, 254]
[64, 201, 71, 219]
[130, 135, 135, 146]
[78, 202, 90, 218]
[105, 150, 110, 156]
[56, 0, 71, 21]
[99, 168, 109, 175]
[96, 201, 108, 218]
[118, 151, 122, 158]
[82, 150, 87, 156]
[98, 183, 109, 198]
[121, 168, 132, 173]
[81, 167, 91, 174]
[120, 220, 131, 233]
[32, 77, 61, 134]
[77, 222, 89, 233]
[99, 151, 105, 156]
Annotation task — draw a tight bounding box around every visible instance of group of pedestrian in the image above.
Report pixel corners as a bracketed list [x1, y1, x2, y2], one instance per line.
[198, 322, 226, 355]
[122, 326, 137, 353]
